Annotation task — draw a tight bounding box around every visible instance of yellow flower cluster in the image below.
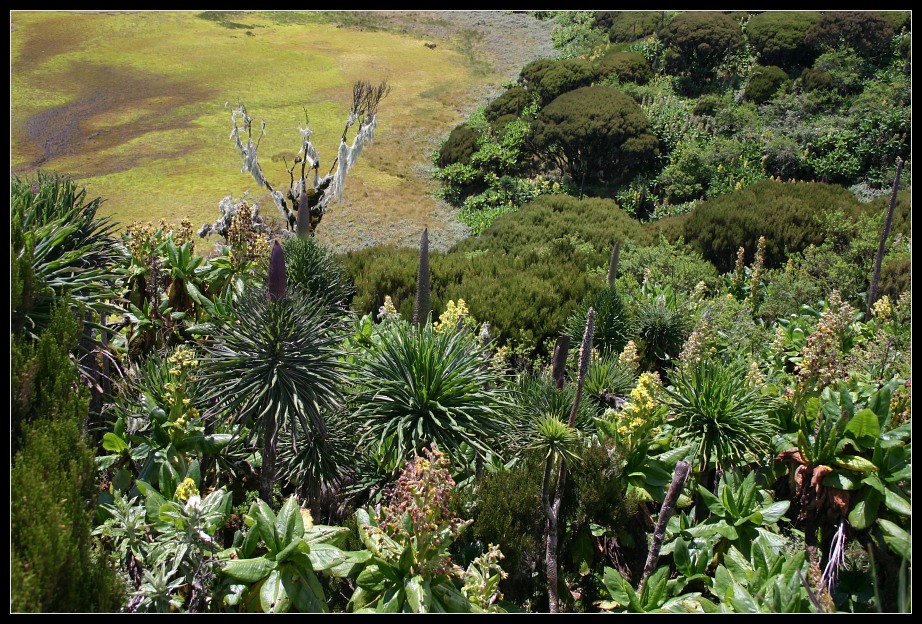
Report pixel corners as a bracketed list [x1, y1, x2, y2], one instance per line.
[434, 299, 475, 334]
[612, 372, 662, 437]
[174, 477, 199, 503]
[165, 346, 200, 425]
[871, 295, 893, 322]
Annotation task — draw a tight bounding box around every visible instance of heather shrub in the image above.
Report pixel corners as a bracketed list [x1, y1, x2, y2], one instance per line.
[594, 10, 668, 43]
[745, 11, 821, 70]
[804, 11, 896, 63]
[438, 123, 482, 167]
[743, 65, 790, 104]
[597, 50, 651, 85]
[799, 67, 833, 92]
[518, 57, 598, 106]
[681, 180, 866, 272]
[660, 11, 745, 83]
[484, 85, 532, 122]
[616, 237, 721, 295]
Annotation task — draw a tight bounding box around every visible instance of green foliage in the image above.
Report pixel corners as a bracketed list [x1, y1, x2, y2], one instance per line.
[681, 180, 867, 273]
[437, 123, 481, 167]
[484, 86, 532, 123]
[349, 448, 484, 613]
[199, 281, 349, 500]
[351, 320, 508, 467]
[282, 236, 354, 311]
[745, 11, 822, 70]
[518, 57, 598, 107]
[547, 11, 611, 57]
[743, 65, 789, 104]
[565, 285, 629, 357]
[628, 283, 692, 374]
[595, 11, 669, 44]
[532, 86, 658, 189]
[617, 238, 721, 296]
[660, 11, 746, 83]
[10, 171, 125, 341]
[662, 358, 779, 475]
[11, 305, 124, 612]
[804, 11, 896, 63]
[597, 51, 652, 85]
[218, 495, 357, 612]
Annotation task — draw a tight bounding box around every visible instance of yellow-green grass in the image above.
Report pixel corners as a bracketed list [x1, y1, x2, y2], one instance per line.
[11, 10, 501, 250]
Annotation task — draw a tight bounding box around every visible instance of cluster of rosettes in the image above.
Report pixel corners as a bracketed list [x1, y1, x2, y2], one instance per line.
[795, 291, 856, 394]
[377, 295, 401, 323]
[609, 372, 662, 438]
[433, 299, 476, 335]
[380, 446, 468, 578]
[174, 477, 199, 503]
[226, 206, 270, 267]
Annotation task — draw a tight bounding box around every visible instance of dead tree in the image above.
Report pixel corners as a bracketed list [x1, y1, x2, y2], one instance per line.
[228, 80, 390, 236]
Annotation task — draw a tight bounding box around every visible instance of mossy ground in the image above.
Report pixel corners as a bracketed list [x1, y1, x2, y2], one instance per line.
[11, 11, 506, 251]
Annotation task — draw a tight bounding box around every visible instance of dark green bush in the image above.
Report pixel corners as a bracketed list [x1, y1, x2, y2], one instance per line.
[745, 11, 821, 70]
[437, 123, 481, 167]
[617, 237, 721, 294]
[743, 65, 790, 104]
[804, 11, 896, 63]
[11, 306, 124, 612]
[484, 85, 531, 123]
[518, 57, 598, 106]
[799, 67, 833, 92]
[660, 11, 745, 81]
[597, 51, 651, 85]
[692, 94, 726, 117]
[594, 10, 667, 43]
[532, 86, 658, 190]
[681, 180, 867, 273]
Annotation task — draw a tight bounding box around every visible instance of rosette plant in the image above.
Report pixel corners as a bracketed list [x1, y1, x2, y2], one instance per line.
[200, 241, 350, 502]
[351, 319, 508, 469]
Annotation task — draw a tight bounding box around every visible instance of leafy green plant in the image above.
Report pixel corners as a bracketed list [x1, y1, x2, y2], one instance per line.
[218, 495, 363, 612]
[348, 447, 482, 613]
[351, 319, 507, 468]
[663, 358, 779, 477]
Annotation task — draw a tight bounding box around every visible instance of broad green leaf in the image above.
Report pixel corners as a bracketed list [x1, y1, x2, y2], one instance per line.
[102, 432, 129, 453]
[603, 567, 634, 607]
[223, 557, 276, 583]
[329, 550, 373, 579]
[305, 542, 349, 572]
[642, 566, 669, 609]
[877, 519, 911, 560]
[723, 546, 752, 581]
[883, 489, 912, 517]
[431, 582, 472, 613]
[714, 523, 739, 541]
[260, 568, 291, 613]
[848, 488, 883, 530]
[276, 496, 304, 550]
[845, 408, 880, 447]
[833, 455, 877, 473]
[283, 558, 329, 613]
[406, 575, 426, 613]
[250, 500, 280, 553]
[736, 511, 762, 527]
[728, 586, 761, 613]
[822, 471, 861, 490]
[376, 587, 405, 613]
[759, 501, 790, 524]
[698, 486, 726, 517]
[673, 538, 691, 575]
[356, 564, 388, 592]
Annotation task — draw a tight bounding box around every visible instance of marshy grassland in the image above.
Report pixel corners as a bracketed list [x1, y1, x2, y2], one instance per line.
[10, 11, 553, 251]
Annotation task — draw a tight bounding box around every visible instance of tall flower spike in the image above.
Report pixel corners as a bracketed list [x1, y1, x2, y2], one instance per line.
[268, 240, 286, 301]
[413, 227, 430, 326]
[568, 307, 595, 427]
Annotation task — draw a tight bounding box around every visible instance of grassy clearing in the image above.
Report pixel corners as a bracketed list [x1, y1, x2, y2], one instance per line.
[10, 10, 504, 250]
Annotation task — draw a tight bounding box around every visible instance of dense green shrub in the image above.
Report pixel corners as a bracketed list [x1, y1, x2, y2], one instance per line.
[811, 47, 873, 96]
[681, 180, 866, 273]
[532, 86, 658, 190]
[745, 11, 821, 70]
[799, 67, 833, 92]
[692, 94, 726, 118]
[11, 306, 124, 612]
[484, 86, 531, 123]
[597, 51, 651, 84]
[594, 10, 668, 43]
[743, 65, 790, 104]
[804, 11, 896, 62]
[437, 123, 482, 167]
[616, 237, 721, 295]
[518, 57, 598, 106]
[659, 11, 745, 81]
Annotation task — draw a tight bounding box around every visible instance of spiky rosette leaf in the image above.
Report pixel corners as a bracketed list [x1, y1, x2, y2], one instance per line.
[565, 287, 628, 357]
[282, 236, 354, 311]
[199, 285, 349, 446]
[352, 320, 508, 466]
[528, 416, 581, 465]
[662, 358, 779, 474]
